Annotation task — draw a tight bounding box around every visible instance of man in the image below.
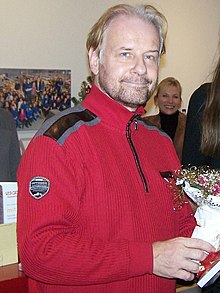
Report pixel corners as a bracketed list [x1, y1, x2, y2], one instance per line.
[17, 4, 214, 293]
[0, 108, 21, 181]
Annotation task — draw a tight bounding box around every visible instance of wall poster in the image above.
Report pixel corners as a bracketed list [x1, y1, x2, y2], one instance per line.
[0, 68, 71, 131]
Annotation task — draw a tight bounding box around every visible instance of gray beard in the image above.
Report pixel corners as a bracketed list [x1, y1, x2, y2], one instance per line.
[99, 78, 157, 109]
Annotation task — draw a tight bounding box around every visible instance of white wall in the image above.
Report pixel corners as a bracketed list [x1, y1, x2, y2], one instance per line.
[0, 0, 219, 114]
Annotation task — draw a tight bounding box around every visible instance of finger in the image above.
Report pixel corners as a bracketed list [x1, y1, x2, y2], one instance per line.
[183, 259, 201, 274]
[184, 237, 215, 253]
[187, 249, 209, 262]
[176, 269, 195, 282]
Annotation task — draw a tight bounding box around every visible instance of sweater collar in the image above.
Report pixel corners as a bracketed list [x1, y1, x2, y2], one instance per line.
[82, 84, 145, 130]
[159, 110, 179, 120]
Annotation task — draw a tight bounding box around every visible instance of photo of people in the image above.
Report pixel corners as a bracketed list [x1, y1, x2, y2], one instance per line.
[0, 68, 71, 130]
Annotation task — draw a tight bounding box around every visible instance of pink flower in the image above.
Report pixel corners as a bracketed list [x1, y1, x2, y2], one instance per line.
[198, 175, 205, 185]
[213, 183, 220, 195]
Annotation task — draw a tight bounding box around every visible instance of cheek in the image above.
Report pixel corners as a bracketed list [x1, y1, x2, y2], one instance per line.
[174, 100, 181, 108]
[104, 57, 135, 78]
[111, 63, 129, 77]
[157, 100, 164, 109]
[101, 62, 122, 79]
[148, 66, 158, 78]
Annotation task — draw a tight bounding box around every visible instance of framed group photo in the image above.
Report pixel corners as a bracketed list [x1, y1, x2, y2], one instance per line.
[0, 68, 71, 131]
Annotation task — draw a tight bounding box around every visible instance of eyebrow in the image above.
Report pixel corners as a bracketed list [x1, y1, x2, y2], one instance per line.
[117, 47, 132, 51]
[116, 47, 160, 54]
[145, 50, 159, 54]
[161, 92, 180, 97]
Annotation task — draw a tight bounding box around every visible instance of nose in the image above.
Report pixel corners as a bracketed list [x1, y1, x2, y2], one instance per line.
[167, 96, 173, 103]
[131, 56, 147, 75]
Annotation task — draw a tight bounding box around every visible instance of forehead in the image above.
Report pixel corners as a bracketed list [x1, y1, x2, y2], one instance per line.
[159, 84, 180, 93]
[103, 14, 160, 51]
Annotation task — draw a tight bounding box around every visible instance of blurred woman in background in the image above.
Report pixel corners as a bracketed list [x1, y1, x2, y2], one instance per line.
[182, 50, 220, 293]
[144, 77, 186, 161]
[182, 55, 220, 168]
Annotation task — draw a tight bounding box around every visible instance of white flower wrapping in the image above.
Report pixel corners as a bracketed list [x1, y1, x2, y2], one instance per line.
[178, 179, 220, 250]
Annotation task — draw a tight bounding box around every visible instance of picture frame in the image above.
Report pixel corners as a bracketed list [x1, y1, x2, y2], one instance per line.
[0, 68, 71, 131]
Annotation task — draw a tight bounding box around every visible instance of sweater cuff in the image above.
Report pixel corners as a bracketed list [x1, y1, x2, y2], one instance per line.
[128, 242, 153, 277]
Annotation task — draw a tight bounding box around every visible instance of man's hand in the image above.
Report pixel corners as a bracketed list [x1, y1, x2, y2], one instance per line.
[153, 237, 215, 281]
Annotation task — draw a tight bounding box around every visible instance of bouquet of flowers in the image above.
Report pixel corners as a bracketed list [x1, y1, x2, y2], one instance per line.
[172, 166, 220, 286]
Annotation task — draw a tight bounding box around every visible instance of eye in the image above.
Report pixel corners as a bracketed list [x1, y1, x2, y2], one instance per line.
[119, 52, 132, 59]
[145, 55, 154, 61]
[144, 53, 159, 64]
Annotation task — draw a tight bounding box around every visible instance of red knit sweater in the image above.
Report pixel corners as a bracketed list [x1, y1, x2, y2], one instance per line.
[17, 84, 196, 293]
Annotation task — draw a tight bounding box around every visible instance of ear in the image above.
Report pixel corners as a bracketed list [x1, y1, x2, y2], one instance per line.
[88, 48, 99, 76]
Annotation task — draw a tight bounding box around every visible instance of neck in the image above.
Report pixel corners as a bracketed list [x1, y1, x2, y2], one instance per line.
[95, 83, 138, 112]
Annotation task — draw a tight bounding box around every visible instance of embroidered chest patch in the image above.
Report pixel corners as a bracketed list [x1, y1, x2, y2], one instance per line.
[29, 176, 50, 199]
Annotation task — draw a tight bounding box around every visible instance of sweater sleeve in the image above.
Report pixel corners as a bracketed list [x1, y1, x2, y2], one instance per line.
[17, 136, 151, 286]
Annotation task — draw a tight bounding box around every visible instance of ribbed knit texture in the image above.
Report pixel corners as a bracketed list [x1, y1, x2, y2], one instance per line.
[17, 84, 196, 292]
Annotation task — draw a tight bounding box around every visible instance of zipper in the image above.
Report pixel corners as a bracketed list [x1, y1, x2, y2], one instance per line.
[126, 115, 148, 192]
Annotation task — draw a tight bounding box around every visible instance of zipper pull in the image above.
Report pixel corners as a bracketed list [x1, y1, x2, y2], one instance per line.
[126, 114, 139, 138]
[134, 119, 138, 130]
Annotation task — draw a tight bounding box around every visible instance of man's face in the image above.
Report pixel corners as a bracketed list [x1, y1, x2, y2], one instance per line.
[89, 15, 160, 110]
[155, 85, 181, 115]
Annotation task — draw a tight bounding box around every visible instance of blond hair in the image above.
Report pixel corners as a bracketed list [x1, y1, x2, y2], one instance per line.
[155, 77, 182, 98]
[201, 55, 220, 157]
[86, 4, 168, 58]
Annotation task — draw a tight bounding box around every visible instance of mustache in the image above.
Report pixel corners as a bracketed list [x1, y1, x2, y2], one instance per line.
[121, 77, 152, 85]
